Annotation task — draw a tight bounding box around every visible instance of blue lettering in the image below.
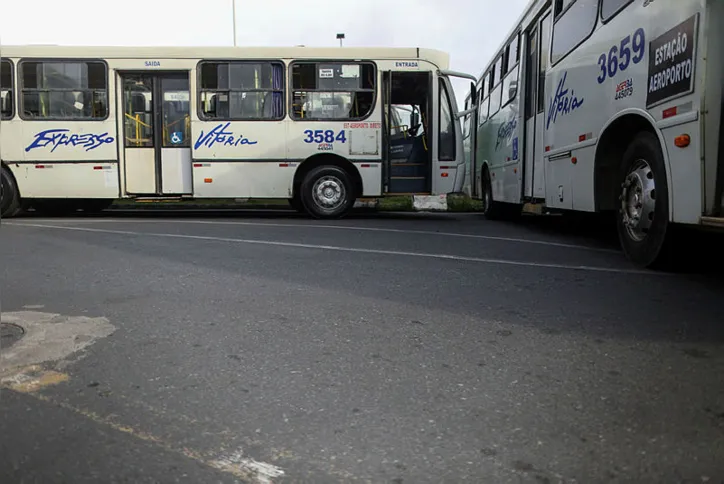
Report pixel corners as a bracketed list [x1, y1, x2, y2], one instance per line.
[194, 122, 258, 149]
[495, 117, 518, 150]
[546, 72, 584, 130]
[144, 60, 161, 67]
[25, 129, 115, 153]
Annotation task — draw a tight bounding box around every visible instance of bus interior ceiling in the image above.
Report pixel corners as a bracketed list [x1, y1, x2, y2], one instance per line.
[387, 71, 431, 194]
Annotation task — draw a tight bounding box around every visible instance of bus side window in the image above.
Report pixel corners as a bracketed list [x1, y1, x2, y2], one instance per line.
[19, 60, 108, 120]
[551, 0, 598, 65]
[502, 34, 520, 107]
[601, 0, 633, 22]
[0, 60, 12, 119]
[478, 74, 490, 126]
[198, 61, 284, 121]
[291, 62, 375, 121]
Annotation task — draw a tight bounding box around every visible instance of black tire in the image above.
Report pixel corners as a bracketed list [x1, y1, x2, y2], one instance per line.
[616, 131, 672, 269]
[1, 165, 21, 219]
[299, 165, 355, 219]
[481, 168, 518, 220]
[288, 194, 304, 213]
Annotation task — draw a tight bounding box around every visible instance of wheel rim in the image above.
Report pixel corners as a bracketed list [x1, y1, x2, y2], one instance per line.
[312, 175, 346, 211]
[620, 158, 656, 242]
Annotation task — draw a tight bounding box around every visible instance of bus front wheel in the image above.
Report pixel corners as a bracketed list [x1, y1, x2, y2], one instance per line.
[1, 166, 21, 218]
[616, 131, 672, 269]
[300, 165, 355, 219]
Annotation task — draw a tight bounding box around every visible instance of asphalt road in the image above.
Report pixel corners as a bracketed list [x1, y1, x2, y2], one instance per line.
[1, 210, 723, 483]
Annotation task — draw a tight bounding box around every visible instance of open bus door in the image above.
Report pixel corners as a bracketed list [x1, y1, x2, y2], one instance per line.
[439, 70, 477, 195]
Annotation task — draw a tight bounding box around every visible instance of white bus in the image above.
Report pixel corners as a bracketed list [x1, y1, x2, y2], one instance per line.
[0, 45, 475, 219]
[464, 0, 723, 268]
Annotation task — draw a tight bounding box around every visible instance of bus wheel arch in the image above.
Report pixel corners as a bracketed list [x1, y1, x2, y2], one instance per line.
[480, 163, 516, 220]
[594, 112, 671, 215]
[1, 162, 22, 218]
[595, 114, 673, 268]
[293, 154, 362, 219]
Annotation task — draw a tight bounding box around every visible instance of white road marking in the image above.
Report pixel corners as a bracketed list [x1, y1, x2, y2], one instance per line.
[211, 449, 284, 484]
[14, 217, 619, 253]
[8, 222, 663, 275]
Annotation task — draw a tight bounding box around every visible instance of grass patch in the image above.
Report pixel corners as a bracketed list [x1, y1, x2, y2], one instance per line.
[377, 196, 414, 211]
[446, 193, 484, 212]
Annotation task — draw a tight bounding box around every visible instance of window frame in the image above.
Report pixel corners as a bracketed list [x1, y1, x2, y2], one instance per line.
[488, 54, 504, 118]
[501, 32, 521, 109]
[1, 58, 15, 120]
[478, 72, 491, 127]
[18, 58, 110, 122]
[550, 0, 599, 67]
[196, 59, 286, 122]
[600, 0, 633, 23]
[437, 78, 456, 162]
[288, 59, 377, 122]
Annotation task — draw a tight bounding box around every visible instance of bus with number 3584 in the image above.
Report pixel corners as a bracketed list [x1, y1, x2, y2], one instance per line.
[462, 0, 723, 268]
[0, 45, 475, 220]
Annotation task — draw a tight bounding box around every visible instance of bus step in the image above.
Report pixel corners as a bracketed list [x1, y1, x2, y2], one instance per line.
[389, 177, 427, 194]
[522, 202, 545, 215]
[701, 216, 724, 228]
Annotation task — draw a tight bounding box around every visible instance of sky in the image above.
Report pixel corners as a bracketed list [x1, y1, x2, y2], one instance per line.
[0, 0, 530, 109]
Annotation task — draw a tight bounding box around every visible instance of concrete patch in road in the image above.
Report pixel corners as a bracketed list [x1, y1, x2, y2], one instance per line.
[0, 311, 116, 376]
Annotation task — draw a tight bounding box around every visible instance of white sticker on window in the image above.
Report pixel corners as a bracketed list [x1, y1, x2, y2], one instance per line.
[164, 91, 190, 102]
[319, 68, 334, 78]
[340, 64, 360, 78]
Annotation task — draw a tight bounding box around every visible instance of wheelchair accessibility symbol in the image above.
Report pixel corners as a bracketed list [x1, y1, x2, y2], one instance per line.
[171, 131, 184, 145]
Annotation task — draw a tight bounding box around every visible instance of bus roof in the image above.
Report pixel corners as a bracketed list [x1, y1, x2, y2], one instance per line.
[0, 44, 450, 69]
[472, 0, 545, 84]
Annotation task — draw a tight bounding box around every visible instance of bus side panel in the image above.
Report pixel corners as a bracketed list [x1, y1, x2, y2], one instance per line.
[497, 102, 522, 204]
[14, 120, 120, 199]
[9, 163, 119, 199]
[659, 118, 702, 224]
[191, 162, 293, 198]
[191, 120, 287, 198]
[285, 120, 381, 162]
[544, 0, 704, 215]
[0, 120, 24, 163]
[703, 0, 724, 215]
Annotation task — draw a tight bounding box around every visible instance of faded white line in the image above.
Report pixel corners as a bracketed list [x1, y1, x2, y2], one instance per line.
[211, 449, 284, 484]
[13, 217, 618, 253]
[8, 222, 663, 276]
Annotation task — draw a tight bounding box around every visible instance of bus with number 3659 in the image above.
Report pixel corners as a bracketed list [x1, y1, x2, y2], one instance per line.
[0, 45, 475, 220]
[462, 0, 723, 268]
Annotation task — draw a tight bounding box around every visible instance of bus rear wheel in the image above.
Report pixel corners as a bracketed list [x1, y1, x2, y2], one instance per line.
[616, 131, 672, 268]
[300, 165, 355, 219]
[1, 166, 21, 218]
[481, 168, 517, 220]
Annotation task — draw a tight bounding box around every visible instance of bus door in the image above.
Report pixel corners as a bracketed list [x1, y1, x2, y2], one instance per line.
[434, 75, 465, 194]
[119, 72, 192, 196]
[383, 70, 433, 194]
[523, 9, 552, 200]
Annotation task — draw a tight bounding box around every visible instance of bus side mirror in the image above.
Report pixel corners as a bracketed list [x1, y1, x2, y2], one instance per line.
[470, 82, 477, 105]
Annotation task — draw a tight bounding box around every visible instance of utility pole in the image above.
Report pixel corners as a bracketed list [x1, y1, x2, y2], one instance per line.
[336, 33, 345, 47]
[232, 0, 237, 46]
